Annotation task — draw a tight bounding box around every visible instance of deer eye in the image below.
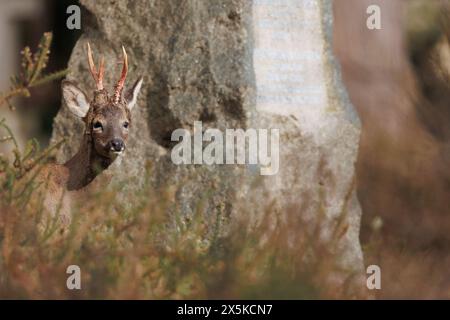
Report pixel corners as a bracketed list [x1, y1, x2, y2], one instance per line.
[123, 122, 129, 129]
[93, 121, 103, 131]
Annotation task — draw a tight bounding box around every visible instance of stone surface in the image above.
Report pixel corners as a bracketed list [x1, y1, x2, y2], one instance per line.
[51, 0, 364, 287]
[249, 0, 363, 283]
[52, 0, 254, 229]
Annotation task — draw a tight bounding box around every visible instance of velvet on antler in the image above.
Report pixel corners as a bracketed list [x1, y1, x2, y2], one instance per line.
[113, 46, 128, 103]
[86, 42, 104, 91]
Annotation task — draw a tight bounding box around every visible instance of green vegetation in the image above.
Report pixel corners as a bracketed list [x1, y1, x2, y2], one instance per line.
[0, 32, 67, 111]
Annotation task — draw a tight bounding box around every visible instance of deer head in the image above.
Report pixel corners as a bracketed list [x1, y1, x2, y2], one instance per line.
[62, 43, 143, 160]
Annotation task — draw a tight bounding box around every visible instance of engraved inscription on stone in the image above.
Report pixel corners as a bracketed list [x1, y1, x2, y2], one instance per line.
[253, 0, 329, 131]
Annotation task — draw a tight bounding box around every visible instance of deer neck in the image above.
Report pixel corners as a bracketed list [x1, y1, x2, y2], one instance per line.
[64, 134, 114, 191]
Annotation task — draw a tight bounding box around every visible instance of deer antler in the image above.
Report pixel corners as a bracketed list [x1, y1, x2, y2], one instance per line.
[113, 46, 128, 103]
[87, 42, 104, 91]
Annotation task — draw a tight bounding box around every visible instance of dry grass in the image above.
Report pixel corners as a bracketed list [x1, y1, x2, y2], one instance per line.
[0, 137, 360, 299]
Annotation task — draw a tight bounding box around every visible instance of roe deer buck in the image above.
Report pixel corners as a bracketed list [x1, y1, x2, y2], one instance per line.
[35, 43, 143, 224]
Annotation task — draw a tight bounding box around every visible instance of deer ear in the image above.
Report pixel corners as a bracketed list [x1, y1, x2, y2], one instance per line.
[124, 76, 143, 111]
[62, 80, 90, 118]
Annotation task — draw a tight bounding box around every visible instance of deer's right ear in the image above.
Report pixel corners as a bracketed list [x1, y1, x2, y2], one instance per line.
[62, 80, 90, 118]
[124, 76, 144, 111]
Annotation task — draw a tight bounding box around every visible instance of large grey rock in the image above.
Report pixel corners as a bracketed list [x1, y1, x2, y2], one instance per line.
[52, 0, 254, 226]
[244, 0, 363, 288]
[51, 0, 364, 290]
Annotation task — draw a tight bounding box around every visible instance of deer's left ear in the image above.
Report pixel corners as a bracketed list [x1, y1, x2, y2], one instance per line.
[124, 76, 143, 111]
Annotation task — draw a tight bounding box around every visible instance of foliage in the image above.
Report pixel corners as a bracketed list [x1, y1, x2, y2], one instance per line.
[0, 32, 68, 110]
[0, 160, 359, 299]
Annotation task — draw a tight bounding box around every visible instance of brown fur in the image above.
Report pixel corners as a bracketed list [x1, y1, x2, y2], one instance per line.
[33, 61, 142, 226]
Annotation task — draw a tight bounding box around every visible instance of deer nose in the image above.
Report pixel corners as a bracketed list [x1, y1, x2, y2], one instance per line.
[110, 139, 124, 152]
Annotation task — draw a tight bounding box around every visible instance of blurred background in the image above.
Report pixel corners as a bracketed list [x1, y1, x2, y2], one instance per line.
[0, 0, 449, 298]
[0, 0, 81, 151]
[334, 0, 450, 298]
